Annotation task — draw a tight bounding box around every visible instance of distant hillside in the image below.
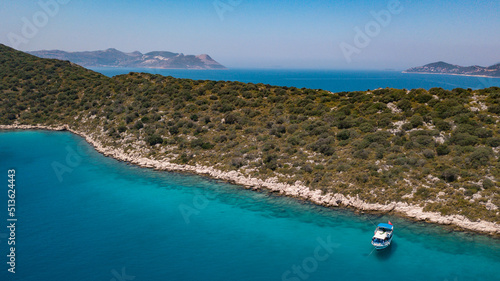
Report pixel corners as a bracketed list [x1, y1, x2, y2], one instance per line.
[405, 62, 500, 78]
[28, 48, 226, 69]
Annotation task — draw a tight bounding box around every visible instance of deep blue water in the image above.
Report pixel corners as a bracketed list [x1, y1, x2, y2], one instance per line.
[1, 131, 499, 280]
[91, 68, 500, 92]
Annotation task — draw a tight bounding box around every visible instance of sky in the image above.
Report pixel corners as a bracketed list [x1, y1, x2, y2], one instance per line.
[0, 0, 499, 69]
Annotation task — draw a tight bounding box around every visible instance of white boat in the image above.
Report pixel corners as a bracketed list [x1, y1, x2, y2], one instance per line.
[371, 222, 393, 250]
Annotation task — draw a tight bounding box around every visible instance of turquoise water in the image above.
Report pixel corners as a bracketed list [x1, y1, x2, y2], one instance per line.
[91, 68, 500, 92]
[1, 131, 499, 280]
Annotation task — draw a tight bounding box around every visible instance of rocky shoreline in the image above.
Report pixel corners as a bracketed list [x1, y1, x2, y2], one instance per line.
[2, 124, 499, 235]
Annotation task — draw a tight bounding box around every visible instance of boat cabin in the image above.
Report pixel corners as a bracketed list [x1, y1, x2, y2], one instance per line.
[372, 223, 393, 243]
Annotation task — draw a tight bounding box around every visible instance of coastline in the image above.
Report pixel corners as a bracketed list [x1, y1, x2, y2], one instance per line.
[88, 66, 228, 70]
[401, 71, 500, 79]
[2, 124, 499, 236]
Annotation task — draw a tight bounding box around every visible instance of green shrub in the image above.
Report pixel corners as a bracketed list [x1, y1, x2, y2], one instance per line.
[133, 120, 144, 130]
[475, 128, 493, 138]
[336, 130, 351, 140]
[308, 137, 335, 156]
[117, 124, 127, 133]
[178, 153, 192, 164]
[487, 137, 500, 147]
[168, 126, 179, 135]
[364, 131, 391, 146]
[435, 120, 451, 131]
[415, 187, 430, 198]
[464, 184, 481, 196]
[190, 138, 214, 149]
[353, 149, 370, 159]
[359, 122, 375, 133]
[396, 99, 412, 111]
[488, 105, 500, 114]
[410, 115, 424, 128]
[146, 134, 163, 146]
[375, 147, 385, 159]
[469, 147, 492, 167]
[414, 135, 434, 146]
[401, 123, 413, 131]
[441, 168, 459, 182]
[263, 154, 279, 170]
[455, 124, 475, 135]
[449, 133, 478, 146]
[482, 179, 494, 189]
[415, 93, 433, 104]
[423, 149, 435, 159]
[125, 114, 135, 124]
[436, 144, 450, 156]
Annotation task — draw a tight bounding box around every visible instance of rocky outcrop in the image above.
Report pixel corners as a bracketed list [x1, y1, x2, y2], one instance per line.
[2, 124, 499, 235]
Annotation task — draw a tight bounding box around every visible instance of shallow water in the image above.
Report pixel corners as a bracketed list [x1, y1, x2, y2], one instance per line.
[0, 131, 499, 280]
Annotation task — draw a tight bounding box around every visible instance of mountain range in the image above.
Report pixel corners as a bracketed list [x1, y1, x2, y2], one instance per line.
[28, 48, 226, 69]
[405, 61, 500, 78]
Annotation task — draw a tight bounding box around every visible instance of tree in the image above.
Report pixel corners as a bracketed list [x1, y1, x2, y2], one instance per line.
[146, 134, 163, 146]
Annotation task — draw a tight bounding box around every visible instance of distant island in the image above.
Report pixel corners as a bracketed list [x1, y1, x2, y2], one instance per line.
[28, 48, 226, 70]
[404, 61, 500, 78]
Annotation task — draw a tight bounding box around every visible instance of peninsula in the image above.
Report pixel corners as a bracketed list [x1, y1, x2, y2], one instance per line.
[1, 44, 499, 234]
[28, 48, 226, 70]
[404, 61, 500, 78]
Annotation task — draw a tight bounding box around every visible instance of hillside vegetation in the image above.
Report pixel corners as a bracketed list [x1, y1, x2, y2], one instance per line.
[1, 44, 499, 223]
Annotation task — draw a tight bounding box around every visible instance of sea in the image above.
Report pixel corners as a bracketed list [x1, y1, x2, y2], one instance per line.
[91, 68, 500, 92]
[1, 69, 500, 281]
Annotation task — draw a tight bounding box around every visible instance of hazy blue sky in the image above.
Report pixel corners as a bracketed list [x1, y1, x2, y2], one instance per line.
[1, 0, 499, 69]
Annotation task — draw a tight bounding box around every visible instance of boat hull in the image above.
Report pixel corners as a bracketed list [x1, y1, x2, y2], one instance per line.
[373, 243, 390, 250]
[372, 236, 393, 250]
